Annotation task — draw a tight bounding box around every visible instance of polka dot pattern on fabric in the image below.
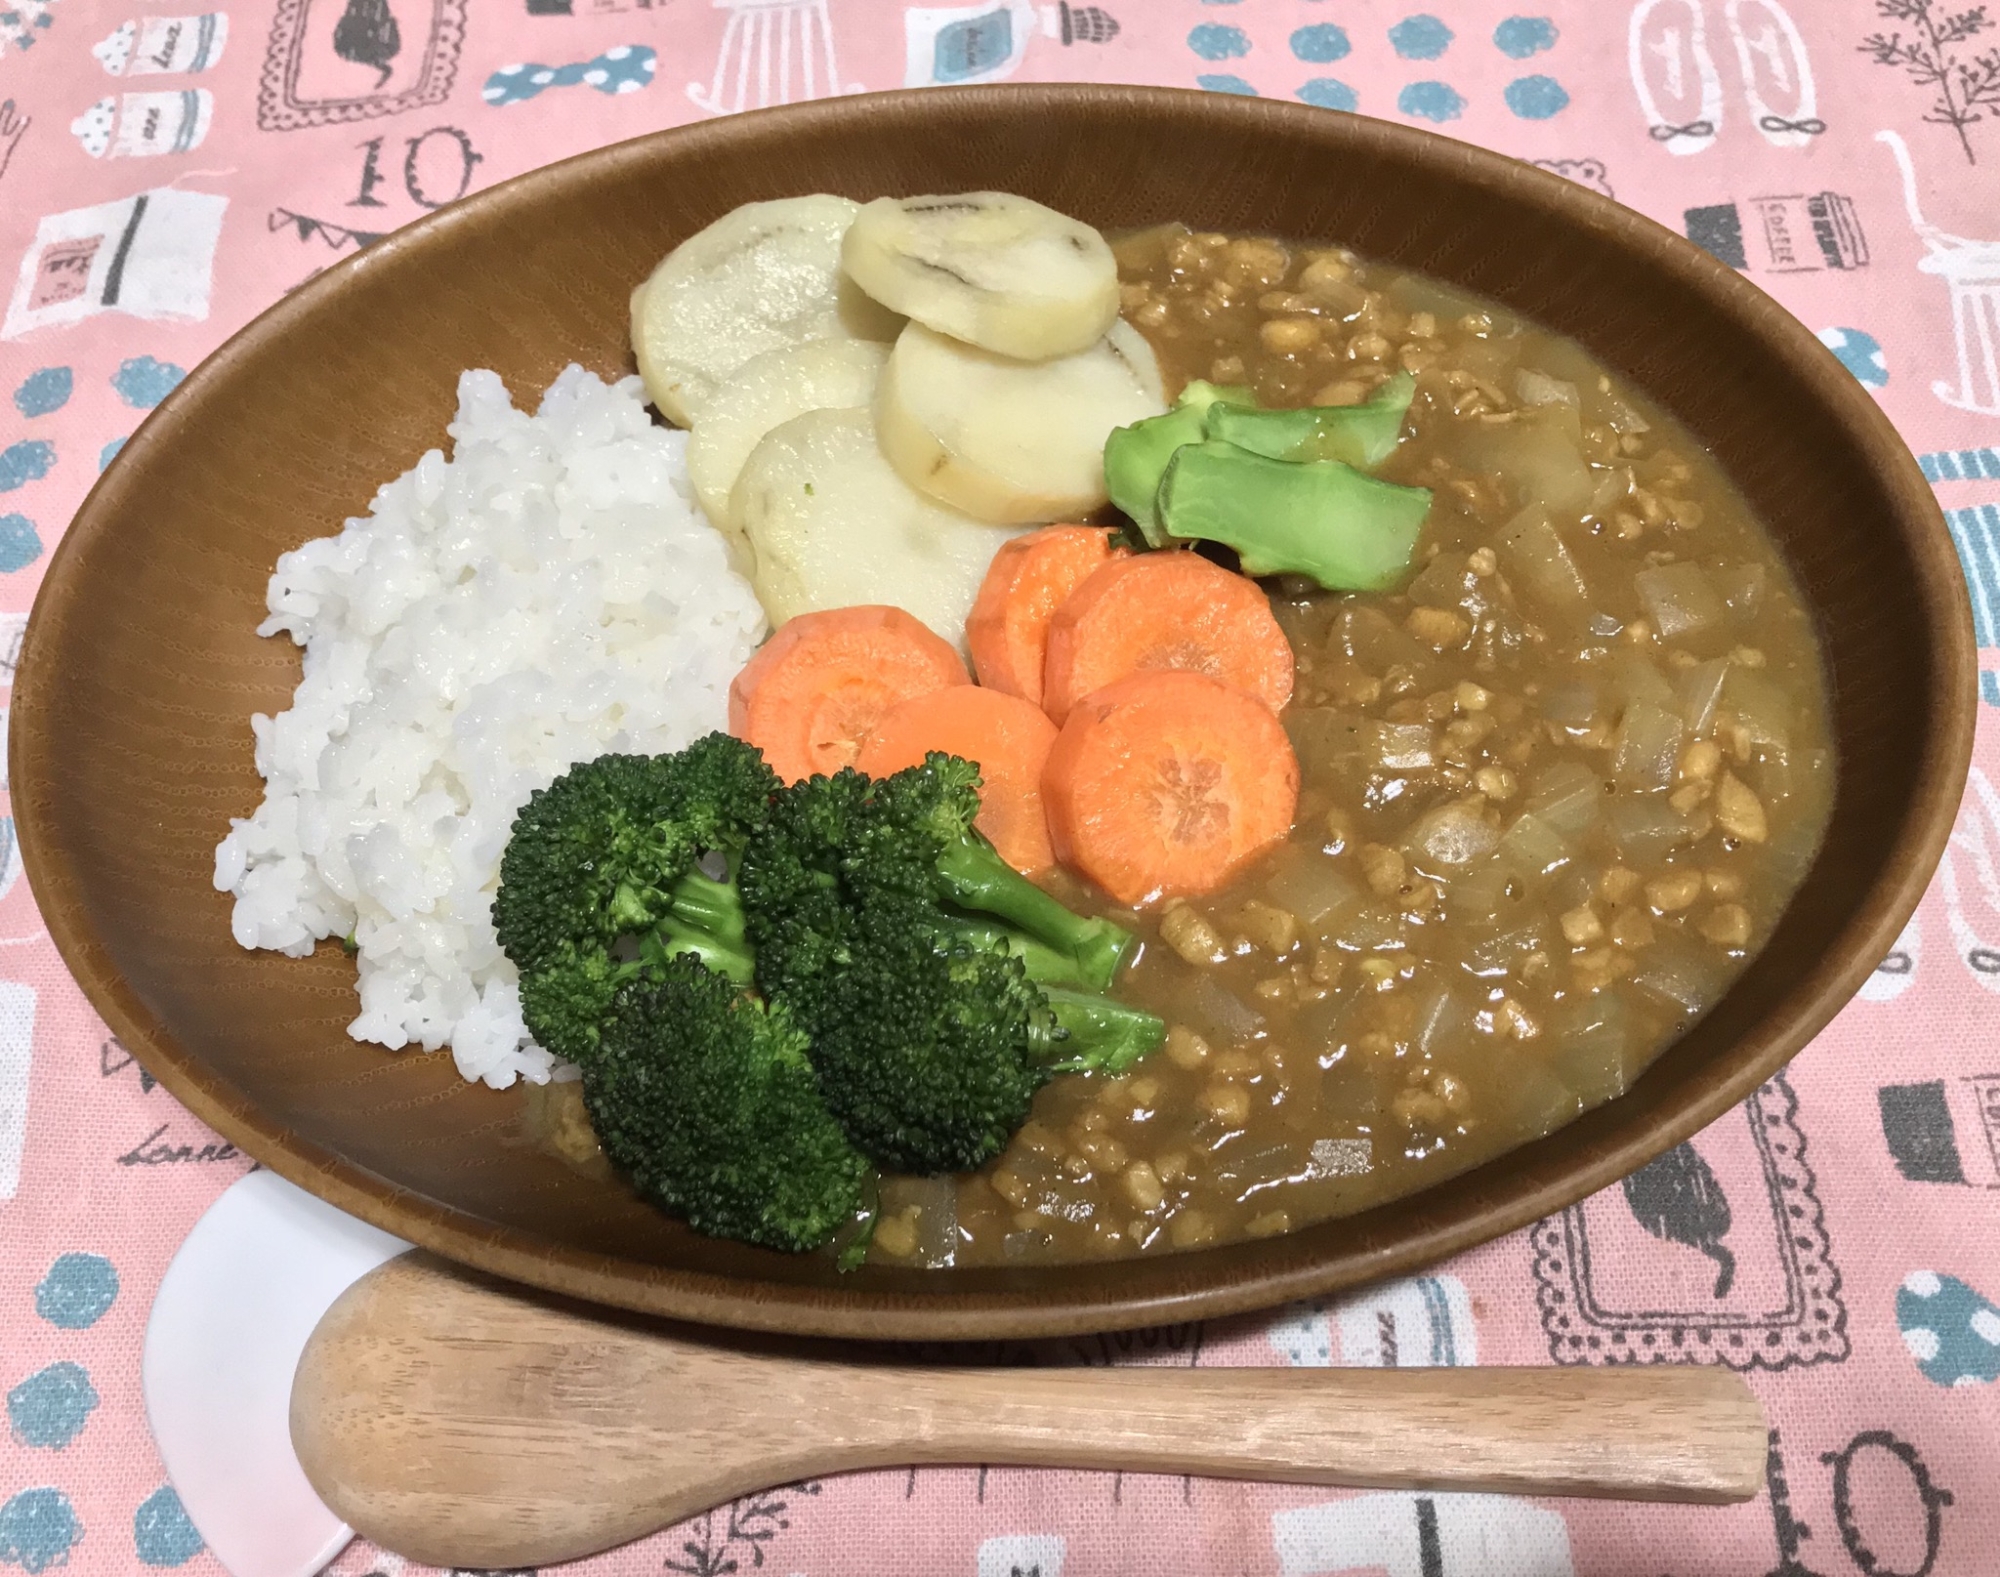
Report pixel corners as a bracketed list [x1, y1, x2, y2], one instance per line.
[132, 1487, 203, 1568]
[33, 1253, 119, 1329]
[12, 368, 70, 419]
[1504, 74, 1570, 118]
[1297, 78, 1358, 111]
[1494, 16, 1558, 58]
[483, 45, 656, 106]
[111, 356, 185, 410]
[1197, 73, 1258, 95]
[0, 1489, 81, 1576]
[0, 514, 42, 573]
[1389, 14, 1453, 59]
[1398, 80, 1465, 121]
[1187, 23, 1249, 60]
[98, 437, 127, 470]
[1896, 1270, 2000, 1387]
[1290, 24, 1350, 63]
[0, 441, 54, 494]
[6, 1362, 99, 1450]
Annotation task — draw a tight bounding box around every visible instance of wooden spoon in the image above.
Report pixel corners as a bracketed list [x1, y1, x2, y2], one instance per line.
[292, 1252, 1767, 1571]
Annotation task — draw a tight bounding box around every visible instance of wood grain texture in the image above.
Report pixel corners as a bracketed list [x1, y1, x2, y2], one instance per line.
[13, 86, 1975, 1340]
[293, 1254, 1768, 1569]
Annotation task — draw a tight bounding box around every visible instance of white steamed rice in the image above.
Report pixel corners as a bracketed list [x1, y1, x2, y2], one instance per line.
[213, 366, 767, 1087]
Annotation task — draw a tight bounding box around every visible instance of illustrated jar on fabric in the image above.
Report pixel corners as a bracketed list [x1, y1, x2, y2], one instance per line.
[92, 14, 228, 76]
[71, 90, 213, 158]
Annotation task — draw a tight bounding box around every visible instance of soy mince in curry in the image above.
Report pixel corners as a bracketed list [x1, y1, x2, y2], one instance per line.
[532, 222, 1834, 1268]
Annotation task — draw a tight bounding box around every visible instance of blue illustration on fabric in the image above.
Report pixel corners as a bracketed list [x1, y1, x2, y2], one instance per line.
[931, 10, 1012, 81]
[132, 1488, 202, 1568]
[1818, 327, 1889, 387]
[1920, 446, 2000, 481]
[12, 369, 70, 419]
[0, 442, 54, 494]
[0, 1489, 80, 1575]
[1389, 14, 1453, 59]
[1187, 23, 1249, 61]
[111, 357, 185, 410]
[1897, 1270, 2000, 1386]
[1494, 16, 1558, 58]
[1399, 81, 1465, 121]
[1946, 503, 2000, 646]
[1504, 74, 1570, 119]
[99, 438, 127, 471]
[34, 1253, 118, 1329]
[484, 45, 656, 106]
[1198, 74, 1258, 95]
[0, 515, 41, 573]
[1297, 79, 1358, 111]
[7, 1363, 99, 1451]
[1291, 24, 1350, 63]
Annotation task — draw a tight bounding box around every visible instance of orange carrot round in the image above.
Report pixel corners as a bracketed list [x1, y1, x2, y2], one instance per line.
[855, 687, 1060, 874]
[1042, 670, 1299, 905]
[1041, 550, 1294, 724]
[966, 525, 1128, 708]
[729, 606, 970, 783]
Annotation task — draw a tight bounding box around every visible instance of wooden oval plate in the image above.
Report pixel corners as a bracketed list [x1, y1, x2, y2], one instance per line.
[12, 86, 1972, 1340]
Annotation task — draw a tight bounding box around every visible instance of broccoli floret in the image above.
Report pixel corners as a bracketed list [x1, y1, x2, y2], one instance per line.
[848, 753, 1136, 988]
[493, 734, 777, 1061]
[581, 956, 870, 1253]
[803, 906, 1054, 1174]
[740, 756, 1165, 1174]
[789, 908, 1167, 1175]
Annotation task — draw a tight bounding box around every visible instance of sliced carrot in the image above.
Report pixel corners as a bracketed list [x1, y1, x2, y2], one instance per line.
[729, 606, 970, 783]
[855, 687, 1060, 874]
[1042, 550, 1294, 724]
[1042, 670, 1299, 905]
[966, 525, 1129, 708]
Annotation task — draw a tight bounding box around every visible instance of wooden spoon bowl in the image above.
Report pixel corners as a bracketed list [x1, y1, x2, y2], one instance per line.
[13, 86, 1971, 1340]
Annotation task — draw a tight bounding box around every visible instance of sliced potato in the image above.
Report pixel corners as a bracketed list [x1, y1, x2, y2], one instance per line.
[842, 192, 1120, 360]
[686, 339, 889, 537]
[631, 195, 902, 426]
[874, 318, 1166, 524]
[732, 407, 1025, 643]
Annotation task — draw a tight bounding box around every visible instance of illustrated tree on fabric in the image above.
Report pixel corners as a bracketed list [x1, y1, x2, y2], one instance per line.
[1860, 0, 2000, 163]
[665, 1487, 811, 1576]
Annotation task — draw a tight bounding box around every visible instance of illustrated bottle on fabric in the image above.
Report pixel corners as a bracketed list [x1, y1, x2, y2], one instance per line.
[71, 90, 214, 159]
[93, 14, 229, 76]
[2, 189, 228, 339]
[902, 2, 1118, 88]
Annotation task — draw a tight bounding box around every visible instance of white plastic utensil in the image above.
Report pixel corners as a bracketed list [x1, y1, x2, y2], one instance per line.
[142, 1169, 408, 1577]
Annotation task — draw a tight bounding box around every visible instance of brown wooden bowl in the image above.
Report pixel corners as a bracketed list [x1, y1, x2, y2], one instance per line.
[13, 86, 1972, 1341]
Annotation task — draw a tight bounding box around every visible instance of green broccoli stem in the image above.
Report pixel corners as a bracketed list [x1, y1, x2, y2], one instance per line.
[668, 868, 749, 949]
[933, 831, 1134, 990]
[1037, 986, 1167, 1075]
[647, 924, 754, 985]
[937, 917, 1095, 988]
[640, 866, 756, 984]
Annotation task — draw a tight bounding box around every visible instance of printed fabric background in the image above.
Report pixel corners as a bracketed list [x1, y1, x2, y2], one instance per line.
[1, 1, 1999, 1574]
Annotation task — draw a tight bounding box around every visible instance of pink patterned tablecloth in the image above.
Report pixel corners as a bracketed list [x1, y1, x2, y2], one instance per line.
[3, 2, 1999, 1574]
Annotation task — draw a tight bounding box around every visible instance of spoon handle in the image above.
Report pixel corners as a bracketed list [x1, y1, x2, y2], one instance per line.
[293, 1254, 1766, 1571]
[878, 1360, 1766, 1502]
